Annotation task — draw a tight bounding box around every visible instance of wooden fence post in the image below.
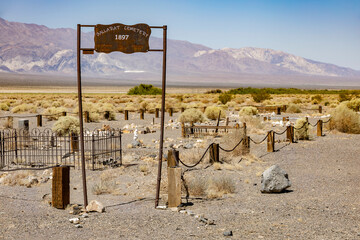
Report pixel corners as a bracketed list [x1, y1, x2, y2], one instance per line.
[209, 143, 219, 163]
[242, 136, 250, 154]
[276, 107, 281, 115]
[168, 108, 173, 117]
[267, 131, 275, 152]
[84, 111, 90, 123]
[317, 120, 323, 136]
[190, 122, 194, 134]
[140, 109, 144, 120]
[263, 116, 267, 121]
[104, 111, 110, 120]
[62, 111, 67, 117]
[37, 115, 42, 127]
[286, 126, 294, 143]
[70, 133, 79, 152]
[167, 167, 182, 208]
[155, 108, 159, 118]
[52, 166, 70, 209]
[202, 106, 206, 113]
[319, 106, 322, 114]
[243, 122, 247, 136]
[124, 110, 129, 120]
[181, 123, 186, 138]
[167, 149, 179, 168]
[181, 107, 185, 113]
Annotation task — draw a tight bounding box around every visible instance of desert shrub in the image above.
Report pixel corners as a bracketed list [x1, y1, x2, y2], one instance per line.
[52, 101, 62, 107]
[329, 103, 360, 133]
[205, 89, 222, 94]
[251, 90, 272, 103]
[100, 103, 116, 120]
[292, 98, 302, 104]
[286, 104, 302, 113]
[339, 93, 352, 102]
[0, 103, 9, 111]
[128, 84, 162, 95]
[43, 107, 67, 121]
[239, 106, 258, 116]
[218, 93, 233, 105]
[178, 108, 207, 123]
[204, 106, 226, 120]
[206, 176, 235, 199]
[188, 177, 207, 196]
[11, 104, 37, 113]
[324, 101, 330, 106]
[294, 118, 310, 140]
[52, 116, 79, 136]
[311, 95, 322, 102]
[346, 99, 360, 111]
[74, 103, 101, 122]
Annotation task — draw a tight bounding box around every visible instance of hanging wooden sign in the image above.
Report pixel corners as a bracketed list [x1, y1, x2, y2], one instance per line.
[94, 23, 151, 54]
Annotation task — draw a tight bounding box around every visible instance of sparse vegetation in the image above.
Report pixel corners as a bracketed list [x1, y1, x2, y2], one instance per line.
[204, 106, 226, 120]
[239, 106, 258, 116]
[178, 108, 207, 123]
[329, 103, 360, 133]
[251, 90, 272, 103]
[52, 116, 79, 136]
[128, 84, 162, 95]
[294, 118, 310, 140]
[218, 92, 233, 104]
[286, 104, 302, 113]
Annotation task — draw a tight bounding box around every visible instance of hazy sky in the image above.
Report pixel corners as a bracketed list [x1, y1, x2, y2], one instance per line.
[1, 0, 359, 70]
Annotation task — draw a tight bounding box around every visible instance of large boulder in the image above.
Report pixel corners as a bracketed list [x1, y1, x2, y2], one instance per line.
[261, 165, 291, 193]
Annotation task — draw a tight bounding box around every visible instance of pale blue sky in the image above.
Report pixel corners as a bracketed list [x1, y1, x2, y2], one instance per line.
[1, 0, 359, 70]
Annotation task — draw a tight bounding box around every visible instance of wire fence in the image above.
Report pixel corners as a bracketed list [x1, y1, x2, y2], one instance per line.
[0, 128, 122, 171]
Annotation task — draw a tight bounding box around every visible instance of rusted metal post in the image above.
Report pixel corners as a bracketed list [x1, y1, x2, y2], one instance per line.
[319, 106, 322, 114]
[77, 24, 88, 207]
[14, 131, 18, 159]
[317, 120, 323, 136]
[84, 111, 90, 123]
[124, 110, 129, 120]
[140, 109, 145, 120]
[209, 143, 219, 163]
[267, 131, 275, 152]
[155, 108, 159, 118]
[155, 25, 167, 208]
[37, 115, 42, 127]
[52, 166, 70, 209]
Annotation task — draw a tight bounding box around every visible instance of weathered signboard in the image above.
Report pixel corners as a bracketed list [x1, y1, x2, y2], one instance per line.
[94, 23, 151, 54]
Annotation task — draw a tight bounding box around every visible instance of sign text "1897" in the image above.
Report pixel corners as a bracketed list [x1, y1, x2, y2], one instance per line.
[115, 35, 129, 40]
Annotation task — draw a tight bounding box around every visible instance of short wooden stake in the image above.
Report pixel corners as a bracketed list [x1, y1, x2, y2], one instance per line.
[202, 106, 206, 113]
[70, 133, 79, 152]
[181, 122, 186, 138]
[167, 167, 182, 208]
[276, 107, 281, 115]
[181, 107, 185, 113]
[267, 131, 275, 152]
[169, 108, 173, 117]
[155, 108, 159, 118]
[62, 111, 67, 117]
[317, 120, 323, 136]
[209, 143, 220, 163]
[140, 109, 144, 120]
[286, 126, 294, 143]
[190, 122, 194, 134]
[263, 116, 267, 121]
[243, 122, 247, 136]
[319, 106, 322, 114]
[52, 166, 70, 209]
[124, 110, 129, 120]
[37, 115, 42, 127]
[104, 111, 110, 120]
[84, 111, 90, 123]
[241, 136, 250, 154]
[167, 149, 179, 168]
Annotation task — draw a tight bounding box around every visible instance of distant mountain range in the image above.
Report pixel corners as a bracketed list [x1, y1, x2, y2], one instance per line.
[0, 17, 359, 86]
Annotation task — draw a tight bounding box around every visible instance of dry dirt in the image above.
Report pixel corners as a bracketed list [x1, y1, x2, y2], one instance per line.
[0, 111, 360, 240]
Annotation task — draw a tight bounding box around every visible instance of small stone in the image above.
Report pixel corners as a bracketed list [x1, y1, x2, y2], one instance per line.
[184, 143, 193, 149]
[179, 210, 186, 214]
[187, 210, 195, 216]
[80, 213, 89, 218]
[223, 230, 233, 236]
[86, 200, 105, 213]
[74, 224, 83, 228]
[207, 220, 215, 225]
[169, 207, 178, 212]
[69, 218, 80, 224]
[156, 206, 167, 210]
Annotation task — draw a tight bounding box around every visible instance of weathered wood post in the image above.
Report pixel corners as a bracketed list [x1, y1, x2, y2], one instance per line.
[84, 111, 90, 123]
[62, 111, 67, 117]
[267, 131, 275, 152]
[242, 136, 250, 154]
[276, 107, 281, 115]
[124, 110, 129, 120]
[167, 149, 179, 168]
[169, 108, 173, 117]
[317, 120, 323, 136]
[243, 122, 247, 136]
[263, 116, 267, 121]
[286, 126, 294, 143]
[181, 122, 186, 138]
[155, 108, 159, 118]
[104, 111, 110, 120]
[209, 143, 220, 163]
[140, 109, 145, 120]
[52, 166, 70, 209]
[190, 122, 194, 134]
[181, 107, 185, 113]
[167, 149, 181, 208]
[70, 133, 79, 153]
[319, 106, 322, 114]
[202, 106, 206, 113]
[37, 115, 42, 127]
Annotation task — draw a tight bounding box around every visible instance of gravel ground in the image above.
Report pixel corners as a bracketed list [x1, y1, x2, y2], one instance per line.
[1, 112, 360, 240]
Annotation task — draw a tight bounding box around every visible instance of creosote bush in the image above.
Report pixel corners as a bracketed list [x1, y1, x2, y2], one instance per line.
[294, 118, 310, 140]
[0, 103, 9, 111]
[127, 84, 162, 95]
[11, 104, 37, 113]
[239, 106, 258, 116]
[218, 93, 233, 105]
[178, 108, 207, 123]
[329, 103, 360, 133]
[52, 116, 79, 136]
[286, 104, 302, 113]
[205, 106, 226, 120]
[251, 90, 272, 103]
[43, 107, 67, 121]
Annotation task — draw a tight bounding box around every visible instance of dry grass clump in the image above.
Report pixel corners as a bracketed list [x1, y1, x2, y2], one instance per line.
[239, 106, 258, 116]
[206, 176, 235, 199]
[92, 171, 119, 195]
[346, 99, 360, 111]
[0, 103, 9, 111]
[286, 104, 302, 113]
[294, 118, 310, 140]
[0, 171, 35, 187]
[329, 103, 360, 133]
[179, 149, 205, 165]
[178, 108, 207, 123]
[11, 104, 37, 113]
[74, 102, 101, 122]
[187, 177, 207, 197]
[222, 129, 245, 156]
[205, 106, 226, 120]
[43, 107, 67, 120]
[52, 116, 79, 136]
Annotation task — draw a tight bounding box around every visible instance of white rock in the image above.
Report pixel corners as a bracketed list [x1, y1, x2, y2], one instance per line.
[69, 218, 80, 224]
[86, 200, 105, 213]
